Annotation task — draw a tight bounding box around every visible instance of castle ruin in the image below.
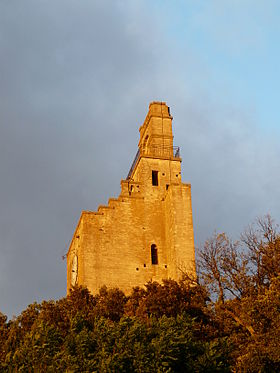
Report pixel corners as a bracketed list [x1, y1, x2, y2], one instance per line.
[67, 102, 196, 294]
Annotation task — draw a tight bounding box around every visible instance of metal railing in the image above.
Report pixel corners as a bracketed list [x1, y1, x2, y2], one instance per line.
[127, 149, 140, 179]
[174, 146, 180, 158]
[126, 146, 180, 179]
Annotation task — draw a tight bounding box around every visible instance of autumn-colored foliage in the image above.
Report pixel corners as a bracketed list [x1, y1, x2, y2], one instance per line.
[1, 215, 280, 372]
[0, 282, 229, 372]
[198, 215, 280, 372]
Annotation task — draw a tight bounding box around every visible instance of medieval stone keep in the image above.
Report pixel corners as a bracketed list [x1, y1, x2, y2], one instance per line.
[67, 102, 196, 294]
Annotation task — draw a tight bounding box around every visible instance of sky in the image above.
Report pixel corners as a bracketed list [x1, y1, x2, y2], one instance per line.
[0, 0, 280, 318]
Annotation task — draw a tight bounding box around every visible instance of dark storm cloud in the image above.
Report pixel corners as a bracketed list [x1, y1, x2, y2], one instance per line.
[0, 0, 161, 317]
[1, 1, 280, 318]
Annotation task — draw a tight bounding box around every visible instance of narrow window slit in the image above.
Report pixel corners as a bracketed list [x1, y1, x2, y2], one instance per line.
[151, 244, 158, 265]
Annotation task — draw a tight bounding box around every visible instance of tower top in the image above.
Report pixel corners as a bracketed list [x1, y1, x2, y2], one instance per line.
[147, 101, 172, 118]
[138, 101, 174, 157]
[127, 102, 180, 179]
[140, 102, 172, 133]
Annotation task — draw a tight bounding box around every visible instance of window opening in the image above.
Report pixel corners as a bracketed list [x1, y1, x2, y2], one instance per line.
[152, 170, 158, 186]
[151, 244, 158, 265]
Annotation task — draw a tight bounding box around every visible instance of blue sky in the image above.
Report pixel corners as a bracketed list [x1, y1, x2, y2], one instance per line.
[149, 0, 280, 130]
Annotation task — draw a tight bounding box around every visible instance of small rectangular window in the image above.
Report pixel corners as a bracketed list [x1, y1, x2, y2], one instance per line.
[151, 244, 158, 265]
[152, 170, 158, 186]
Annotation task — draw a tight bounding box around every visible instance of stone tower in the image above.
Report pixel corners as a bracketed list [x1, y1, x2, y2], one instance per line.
[67, 102, 196, 294]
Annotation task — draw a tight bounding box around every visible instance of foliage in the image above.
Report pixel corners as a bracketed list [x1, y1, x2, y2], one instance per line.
[0, 282, 229, 372]
[198, 214, 280, 372]
[1, 215, 280, 371]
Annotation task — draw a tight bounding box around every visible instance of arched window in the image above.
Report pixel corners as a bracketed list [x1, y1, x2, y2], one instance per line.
[151, 244, 158, 265]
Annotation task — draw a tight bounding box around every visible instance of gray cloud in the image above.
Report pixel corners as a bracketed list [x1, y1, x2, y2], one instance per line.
[0, 1, 279, 317]
[0, 0, 160, 317]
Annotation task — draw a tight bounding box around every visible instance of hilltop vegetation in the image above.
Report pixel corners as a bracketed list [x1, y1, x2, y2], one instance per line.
[1, 215, 280, 372]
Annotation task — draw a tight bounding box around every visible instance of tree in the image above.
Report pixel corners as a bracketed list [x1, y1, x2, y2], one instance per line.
[198, 215, 280, 371]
